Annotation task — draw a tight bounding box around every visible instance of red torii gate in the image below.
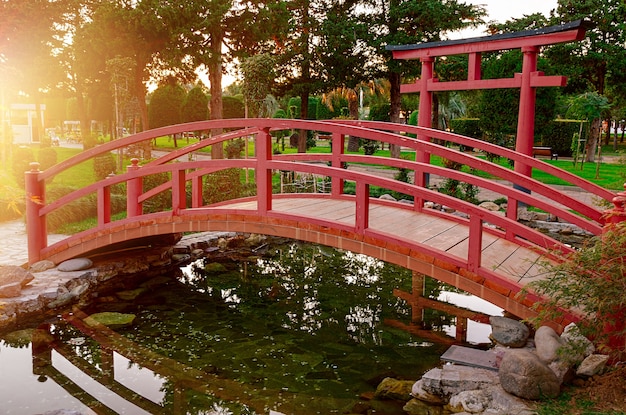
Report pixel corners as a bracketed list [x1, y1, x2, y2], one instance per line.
[387, 20, 587, 185]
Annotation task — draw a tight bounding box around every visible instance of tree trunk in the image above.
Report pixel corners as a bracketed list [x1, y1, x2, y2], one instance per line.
[585, 118, 601, 162]
[298, 90, 308, 153]
[135, 69, 151, 159]
[209, 27, 224, 160]
[388, 71, 402, 159]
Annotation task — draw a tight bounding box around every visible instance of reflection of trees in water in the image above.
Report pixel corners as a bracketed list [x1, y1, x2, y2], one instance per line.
[186, 241, 453, 343]
[33, 241, 460, 415]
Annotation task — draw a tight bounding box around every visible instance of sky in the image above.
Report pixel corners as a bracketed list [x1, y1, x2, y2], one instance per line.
[453, 0, 560, 38]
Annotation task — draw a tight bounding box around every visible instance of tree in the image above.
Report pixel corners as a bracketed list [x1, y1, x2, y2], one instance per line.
[565, 92, 610, 162]
[155, 0, 290, 158]
[241, 53, 276, 118]
[182, 86, 209, 124]
[547, 0, 626, 160]
[364, 0, 485, 157]
[148, 78, 186, 146]
[0, 0, 65, 143]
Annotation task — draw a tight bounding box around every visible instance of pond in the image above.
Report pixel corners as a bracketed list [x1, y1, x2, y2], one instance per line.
[0, 239, 501, 415]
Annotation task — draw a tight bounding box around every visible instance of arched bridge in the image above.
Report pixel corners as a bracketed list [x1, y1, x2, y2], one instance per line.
[25, 119, 618, 326]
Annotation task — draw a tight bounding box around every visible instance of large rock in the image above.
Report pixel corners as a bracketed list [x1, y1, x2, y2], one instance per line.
[403, 398, 443, 415]
[411, 380, 445, 405]
[489, 316, 530, 348]
[576, 354, 609, 377]
[58, 258, 93, 272]
[447, 389, 490, 413]
[421, 365, 499, 398]
[535, 326, 563, 363]
[374, 377, 414, 401]
[499, 349, 560, 400]
[560, 323, 595, 365]
[0, 266, 34, 298]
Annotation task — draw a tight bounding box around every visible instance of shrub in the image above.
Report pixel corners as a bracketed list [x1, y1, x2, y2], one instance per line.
[525, 224, 626, 359]
[540, 120, 581, 158]
[45, 185, 126, 232]
[38, 147, 58, 171]
[94, 152, 117, 181]
[203, 168, 255, 205]
[11, 146, 35, 188]
[368, 103, 391, 122]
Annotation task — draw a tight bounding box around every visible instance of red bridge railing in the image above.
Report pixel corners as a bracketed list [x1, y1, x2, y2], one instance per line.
[25, 119, 615, 269]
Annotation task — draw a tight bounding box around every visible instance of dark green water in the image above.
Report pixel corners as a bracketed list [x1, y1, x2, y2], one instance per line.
[0, 241, 493, 415]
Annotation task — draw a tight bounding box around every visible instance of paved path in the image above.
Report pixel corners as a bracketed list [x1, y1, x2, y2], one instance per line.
[0, 220, 66, 266]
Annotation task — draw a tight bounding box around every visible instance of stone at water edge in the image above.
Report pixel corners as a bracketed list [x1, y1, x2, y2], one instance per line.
[421, 365, 499, 398]
[29, 259, 56, 273]
[0, 266, 34, 298]
[499, 349, 561, 400]
[489, 316, 530, 348]
[57, 258, 93, 272]
[374, 377, 415, 401]
[447, 389, 490, 413]
[84, 312, 136, 329]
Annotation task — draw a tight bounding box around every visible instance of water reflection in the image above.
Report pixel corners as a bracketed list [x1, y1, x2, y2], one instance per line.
[2, 240, 502, 414]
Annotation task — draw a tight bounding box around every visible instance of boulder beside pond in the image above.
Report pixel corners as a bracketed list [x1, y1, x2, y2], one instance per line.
[0, 266, 34, 298]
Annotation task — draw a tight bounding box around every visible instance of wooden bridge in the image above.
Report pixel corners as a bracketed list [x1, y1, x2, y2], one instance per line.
[25, 119, 618, 327]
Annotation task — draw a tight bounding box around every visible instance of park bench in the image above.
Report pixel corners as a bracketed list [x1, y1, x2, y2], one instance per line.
[532, 146, 558, 160]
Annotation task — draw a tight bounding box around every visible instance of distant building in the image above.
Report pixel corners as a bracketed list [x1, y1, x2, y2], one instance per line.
[10, 103, 46, 144]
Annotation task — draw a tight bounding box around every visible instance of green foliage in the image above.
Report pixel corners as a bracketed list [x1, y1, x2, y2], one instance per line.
[93, 152, 117, 181]
[203, 169, 255, 205]
[148, 80, 186, 129]
[224, 139, 245, 159]
[450, 118, 481, 151]
[316, 97, 347, 120]
[142, 172, 171, 214]
[287, 96, 318, 119]
[45, 185, 126, 232]
[438, 178, 479, 204]
[450, 118, 481, 138]
[541, 120, 583, 158]
[181, 86, 209, 123]
[526, 224, 626, 358]
[11, 146, 35, 188]
[241, 53, 276, 118]
[37, 147, 58, 171]
[368, 103, 391, 122]
[222, 96, 245, 119]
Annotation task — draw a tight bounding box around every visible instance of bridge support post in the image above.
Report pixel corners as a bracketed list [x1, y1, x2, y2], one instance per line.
[97, 181, 111, 225]
[126, 158, 143, 217]
[356, 182, 369, 232]
[331, 132, 345, 196]
[257, 128, 272, 213]
[25, 162, 46, 264]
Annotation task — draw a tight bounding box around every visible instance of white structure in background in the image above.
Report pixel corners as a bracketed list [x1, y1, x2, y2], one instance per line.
[10, 103, 45, 144]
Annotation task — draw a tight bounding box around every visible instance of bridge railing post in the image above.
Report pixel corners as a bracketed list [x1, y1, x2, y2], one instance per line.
[256, 128, 272, 214]
[467, 215, 483, 272]
[126, 158, 143, 217]
[355, 181, 369, 232]
[191, 175, 203, 208]
[97, 173, 115, 225]
[603, 183, 626, 229]
[172, 168, 186, 214]
[331, 132, 345, 196]
[25, 162, 46, 264]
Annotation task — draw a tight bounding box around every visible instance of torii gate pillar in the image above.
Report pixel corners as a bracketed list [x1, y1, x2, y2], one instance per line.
[516, 46, 539, 178]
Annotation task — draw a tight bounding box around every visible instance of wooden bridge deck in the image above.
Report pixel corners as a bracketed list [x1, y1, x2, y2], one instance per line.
[219, 197, 546, 289]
